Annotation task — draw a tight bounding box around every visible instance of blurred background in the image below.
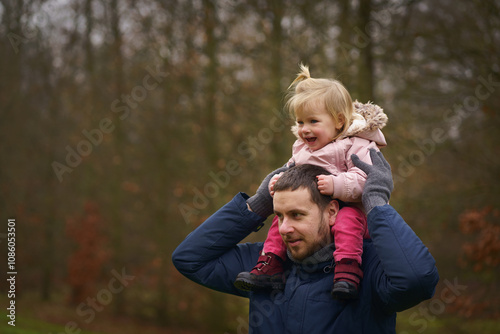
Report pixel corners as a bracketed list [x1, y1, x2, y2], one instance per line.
[0, 0, 499, 333]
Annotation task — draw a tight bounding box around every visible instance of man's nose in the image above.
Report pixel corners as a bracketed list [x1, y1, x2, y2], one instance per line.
[279, 217, 294, 235]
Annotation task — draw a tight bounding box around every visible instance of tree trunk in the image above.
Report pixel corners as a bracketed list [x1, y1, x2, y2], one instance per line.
[357, 0, 374, 102]
[269, 0, 287, 167]
[110, 0, 127, 315]
[203, 0, 218, 169]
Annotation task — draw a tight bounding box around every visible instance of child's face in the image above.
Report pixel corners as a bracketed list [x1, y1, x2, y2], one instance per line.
[295, 102, 343, 151]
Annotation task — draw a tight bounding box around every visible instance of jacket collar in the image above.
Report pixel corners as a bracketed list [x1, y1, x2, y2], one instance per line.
[287, 243, 335, 273]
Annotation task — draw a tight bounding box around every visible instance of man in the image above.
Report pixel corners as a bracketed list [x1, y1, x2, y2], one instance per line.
[172, 150, 439, 333]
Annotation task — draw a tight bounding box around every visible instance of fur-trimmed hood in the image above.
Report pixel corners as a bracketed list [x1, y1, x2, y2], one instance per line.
[339, 100, 388, 146]
[342, 100, 388, 137]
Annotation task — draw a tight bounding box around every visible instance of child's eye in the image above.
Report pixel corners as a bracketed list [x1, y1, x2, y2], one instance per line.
[310, 119, 319, 124]
[297, 121, 304, 125]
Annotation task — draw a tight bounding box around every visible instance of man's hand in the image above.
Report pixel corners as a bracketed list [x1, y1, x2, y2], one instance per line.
[351, 149, 393, 214]
[247, 165, 290, 218]
[316, 174, 334, 196]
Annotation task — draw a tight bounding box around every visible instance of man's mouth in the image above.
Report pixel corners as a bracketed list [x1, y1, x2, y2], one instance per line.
[286, 239, 302, 247]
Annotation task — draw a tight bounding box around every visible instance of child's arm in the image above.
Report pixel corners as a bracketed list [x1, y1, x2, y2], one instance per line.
[317, 175, 335, 196]
[318, 138, 378, 202]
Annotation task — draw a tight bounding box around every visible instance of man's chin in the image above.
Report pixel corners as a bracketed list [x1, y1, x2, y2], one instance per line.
[287, 241, 329, 261]
[288, 247, 311, 261]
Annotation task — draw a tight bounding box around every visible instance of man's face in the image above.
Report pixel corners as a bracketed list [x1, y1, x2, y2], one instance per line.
[274, 187, 338, 260]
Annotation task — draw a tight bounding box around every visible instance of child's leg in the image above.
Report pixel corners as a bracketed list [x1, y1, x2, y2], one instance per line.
[262, 215, 287, 260]
[331, 205, 367, 299]
[234, 215, 286, 291]
[331, 206, 368, 264]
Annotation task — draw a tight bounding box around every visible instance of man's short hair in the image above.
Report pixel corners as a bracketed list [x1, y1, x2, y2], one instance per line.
[273, 164, 340, 210]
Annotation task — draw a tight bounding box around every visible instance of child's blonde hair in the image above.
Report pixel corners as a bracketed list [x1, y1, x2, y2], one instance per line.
[285, 64, 354, 140]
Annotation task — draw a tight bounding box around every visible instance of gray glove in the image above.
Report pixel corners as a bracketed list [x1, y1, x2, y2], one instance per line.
[247, 164, 290, 219]
[351, 149, 393, 214]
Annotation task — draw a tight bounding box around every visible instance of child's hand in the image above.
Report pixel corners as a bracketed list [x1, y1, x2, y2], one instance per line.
[316, 175, 334, 196]
[269, 173, 283, 197]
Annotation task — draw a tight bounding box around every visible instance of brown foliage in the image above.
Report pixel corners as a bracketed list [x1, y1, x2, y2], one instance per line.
[447, 289, 500, 319]
[459, 206, 500, 272]
[66, 201, 110, 305]
[450, 206, 500, 318]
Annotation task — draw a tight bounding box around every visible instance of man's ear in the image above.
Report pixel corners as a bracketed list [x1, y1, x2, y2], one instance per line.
[327, 200, 340, 227]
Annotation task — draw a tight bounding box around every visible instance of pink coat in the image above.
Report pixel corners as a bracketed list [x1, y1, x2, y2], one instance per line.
[288, 129, 387, 203]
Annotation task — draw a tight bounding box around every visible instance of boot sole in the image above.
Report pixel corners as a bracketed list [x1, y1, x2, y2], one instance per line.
[331, 286, 358, 300]
[234, 277, 285, 291]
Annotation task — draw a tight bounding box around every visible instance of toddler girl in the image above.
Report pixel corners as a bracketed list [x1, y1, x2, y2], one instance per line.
[234, 64, 388, 299]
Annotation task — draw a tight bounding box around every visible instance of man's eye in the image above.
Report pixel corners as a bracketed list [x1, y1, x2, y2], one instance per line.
[292, 213, 302, 218]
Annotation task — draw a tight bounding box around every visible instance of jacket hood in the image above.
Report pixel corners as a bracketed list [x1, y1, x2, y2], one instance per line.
[339, 100, 388, 146]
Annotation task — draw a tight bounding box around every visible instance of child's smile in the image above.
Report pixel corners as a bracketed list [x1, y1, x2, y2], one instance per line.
[304, 137, 317, 144]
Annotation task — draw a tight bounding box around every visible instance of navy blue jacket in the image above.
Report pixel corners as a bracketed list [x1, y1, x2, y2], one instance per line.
[172, 193, 439, 333]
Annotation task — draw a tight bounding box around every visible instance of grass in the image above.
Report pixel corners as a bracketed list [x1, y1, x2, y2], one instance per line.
[1, 294, 499, 334]
[4, 308, 499, 334]
[0, 293, 197, 334]
[0, 311, 103, 334]
[396, 309, 500, 334]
